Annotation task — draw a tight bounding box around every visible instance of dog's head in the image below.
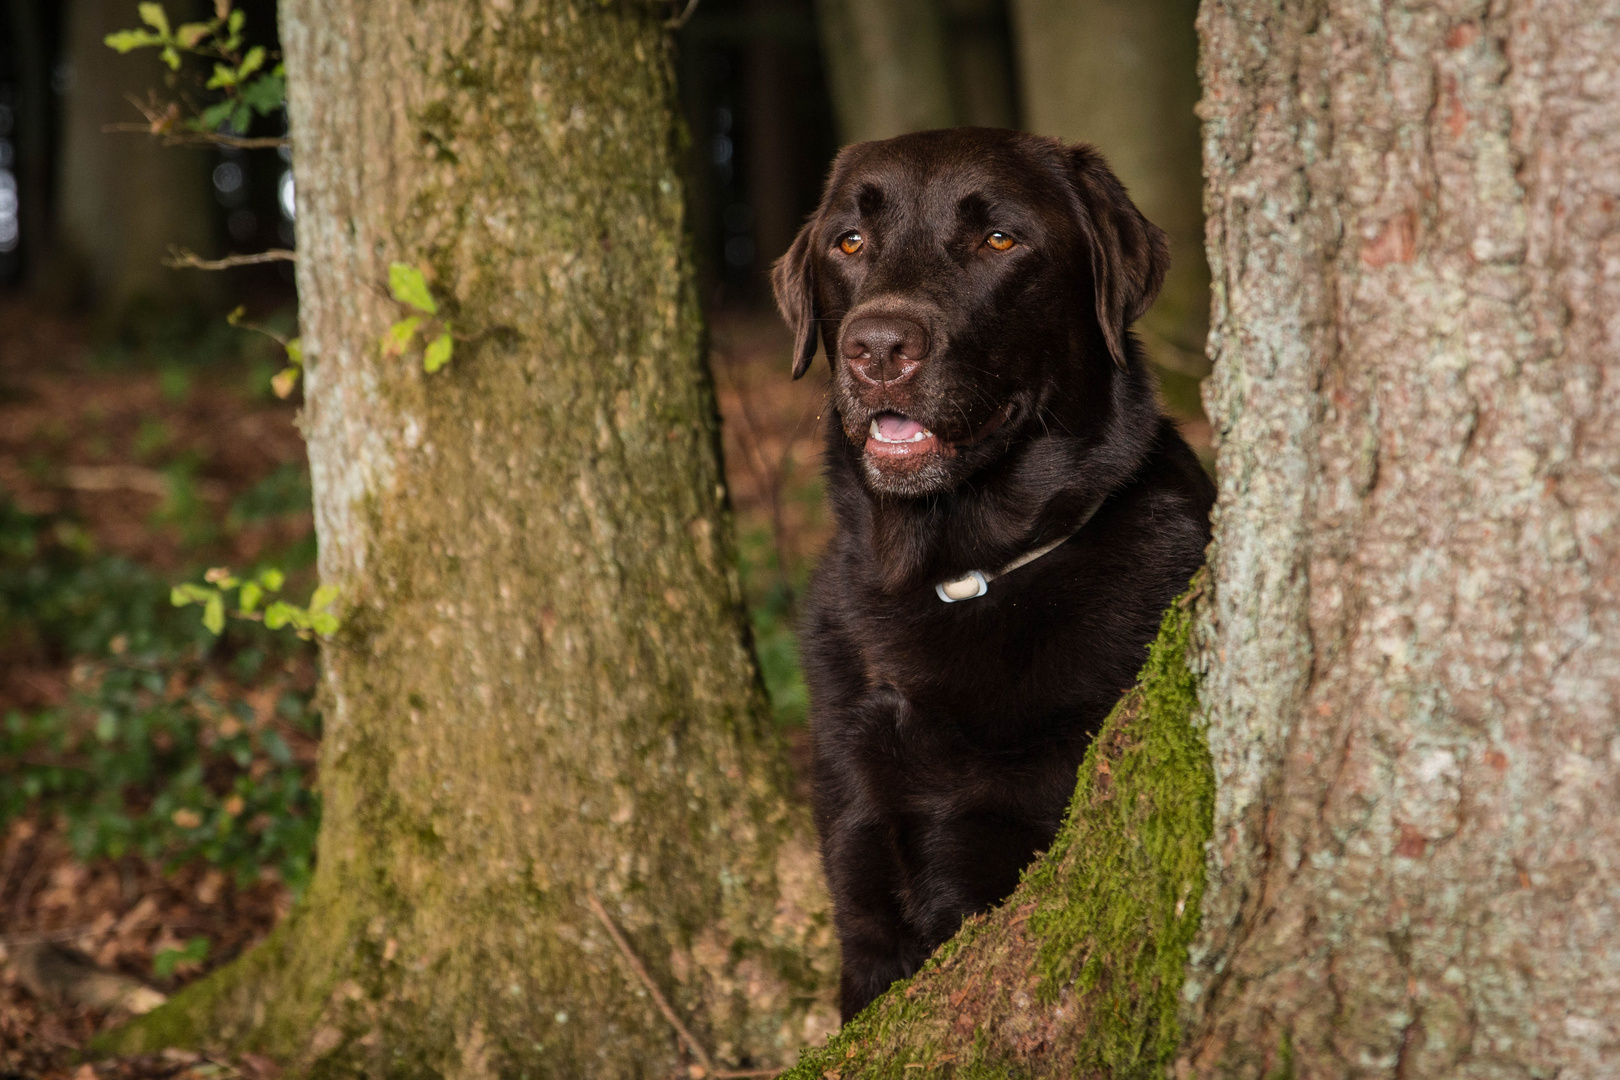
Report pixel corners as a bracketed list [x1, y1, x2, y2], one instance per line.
[772, 128, 1168, 498]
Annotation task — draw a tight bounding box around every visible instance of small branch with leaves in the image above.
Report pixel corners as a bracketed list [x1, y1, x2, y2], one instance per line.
[225, 306, 305, 399]
[164, 246, 297, 271]
[171, 566, 339, 639]
[384, 263, 457, 373]
[104, 2, 287, 138]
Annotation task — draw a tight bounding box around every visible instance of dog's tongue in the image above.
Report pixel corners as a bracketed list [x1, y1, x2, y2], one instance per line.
[876, 414, 926, 441]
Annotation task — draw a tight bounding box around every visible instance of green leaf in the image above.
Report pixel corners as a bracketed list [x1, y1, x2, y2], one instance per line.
[203, 594, 226, 635]
[382, 316, 422, 357]
[283, 338, 303, 366]
[423, 332, 453, 374]
[310, 584, 339, 611]
[263, 601, 294, 630]
[138, 3, 171, 36]
[258, 567, 285, 592]
[196, 99, 235, 131]
[310, 612, 340, 636]
[206, 62, 237, 89]
[239, 73, 286, 115]
[104, 29, 165, 52]
[238, 46, 265, 80]
[153, 936, 209, 978]
[171, 583, 212, 606]
[161, 45, 181, 70]
[175, 21, 211, 48]
[228, 9, 246, 35]
[387, 263, 437, 315]
[238, 581, 262, 614]
[231, 103, 252, 133]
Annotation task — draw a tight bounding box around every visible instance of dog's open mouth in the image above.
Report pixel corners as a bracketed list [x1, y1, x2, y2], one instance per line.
[866, 412, 944, 460]
[863, 405, 1014, 464]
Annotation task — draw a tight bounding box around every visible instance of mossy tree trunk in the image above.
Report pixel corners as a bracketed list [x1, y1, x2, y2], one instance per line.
[787, 1, 1620, 1076]
[100, 1, 838, 1075]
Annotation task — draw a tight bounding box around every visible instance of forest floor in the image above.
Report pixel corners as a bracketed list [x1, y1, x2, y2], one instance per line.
[0, 295, 1207, 1076]
[0, 298, 826, 1077]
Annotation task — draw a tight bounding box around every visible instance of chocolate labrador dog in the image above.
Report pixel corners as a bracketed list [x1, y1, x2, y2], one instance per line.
[771, 128, 1214, 1021]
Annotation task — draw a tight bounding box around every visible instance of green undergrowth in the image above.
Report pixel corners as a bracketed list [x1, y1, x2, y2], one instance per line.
[781, 575, 1213, 1078]
[0, 492, 323, 892]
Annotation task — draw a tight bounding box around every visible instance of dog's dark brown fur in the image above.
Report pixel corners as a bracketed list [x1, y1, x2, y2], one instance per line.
[771, 128, 1214, 1021]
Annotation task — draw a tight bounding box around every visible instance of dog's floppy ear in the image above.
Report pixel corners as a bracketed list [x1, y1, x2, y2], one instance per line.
[1064, 144, 1170, 370]
[771, 221, 819, 380]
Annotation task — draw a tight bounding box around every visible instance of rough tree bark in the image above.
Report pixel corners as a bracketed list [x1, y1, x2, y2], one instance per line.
[100, 1, 838, 1075]
[785, 1, 1620, 1077]
[1185, 0, 1620, 1073]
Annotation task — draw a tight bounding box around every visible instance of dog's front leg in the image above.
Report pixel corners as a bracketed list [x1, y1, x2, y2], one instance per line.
[821, 813, 926, 1021]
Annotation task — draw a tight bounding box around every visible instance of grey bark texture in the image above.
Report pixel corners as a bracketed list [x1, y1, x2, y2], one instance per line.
[55, 0, 217, 313]
[99, 1, 838, 1075]
[1010, 0, 1210, 382]
[1186, 0, 1620, 1075]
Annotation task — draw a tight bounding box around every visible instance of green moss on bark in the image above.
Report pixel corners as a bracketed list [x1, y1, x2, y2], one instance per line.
[781, 573, 1214, 1079]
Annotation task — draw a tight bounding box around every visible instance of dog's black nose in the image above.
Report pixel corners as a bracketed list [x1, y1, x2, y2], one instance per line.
[841, 316, 929, 386]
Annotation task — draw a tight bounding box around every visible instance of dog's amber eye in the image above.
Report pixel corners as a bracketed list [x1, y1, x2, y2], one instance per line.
[986, 232, 1016, 252]
[839, 232, 864, 255]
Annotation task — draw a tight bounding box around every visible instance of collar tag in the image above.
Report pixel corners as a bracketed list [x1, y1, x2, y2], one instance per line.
[935, 571, 989, 603]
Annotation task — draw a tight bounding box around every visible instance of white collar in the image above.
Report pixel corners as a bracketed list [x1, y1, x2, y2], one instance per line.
[934, 501, 1102, 603]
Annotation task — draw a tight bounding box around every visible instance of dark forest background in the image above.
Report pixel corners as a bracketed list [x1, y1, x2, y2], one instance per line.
[0, 0, 1206, 1068]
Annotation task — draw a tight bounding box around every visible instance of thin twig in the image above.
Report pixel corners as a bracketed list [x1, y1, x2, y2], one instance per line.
[586, 893, 784, 1079]
[588, 893, 715, 1075]
[103, 123, 288, 150]
[665, 0, 702, 29]
[164, 247, 297, 271]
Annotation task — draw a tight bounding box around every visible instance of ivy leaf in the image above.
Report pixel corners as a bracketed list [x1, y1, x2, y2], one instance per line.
[382, 316, 422, 358]
[175, 22, 211, 48]
[137, 3, 171, 36]
[104, 29, 165, 52]
[203, 594, 226, 635]
[423, 331, 453, 374]
[387, 263, 437, 315]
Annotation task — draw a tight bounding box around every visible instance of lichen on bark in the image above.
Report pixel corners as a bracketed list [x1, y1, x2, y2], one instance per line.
[781, 576, 1214, 1079]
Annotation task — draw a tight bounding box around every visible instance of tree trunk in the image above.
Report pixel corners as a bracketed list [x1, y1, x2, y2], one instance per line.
[99, 1, 838, 1074]
[813, 0, 957, 143]
[1010, 0, 1210, 396]
[54, 0, 218, 315]
[1184, 0, 1620, 1072]
[788, 1, 1620, 1076]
